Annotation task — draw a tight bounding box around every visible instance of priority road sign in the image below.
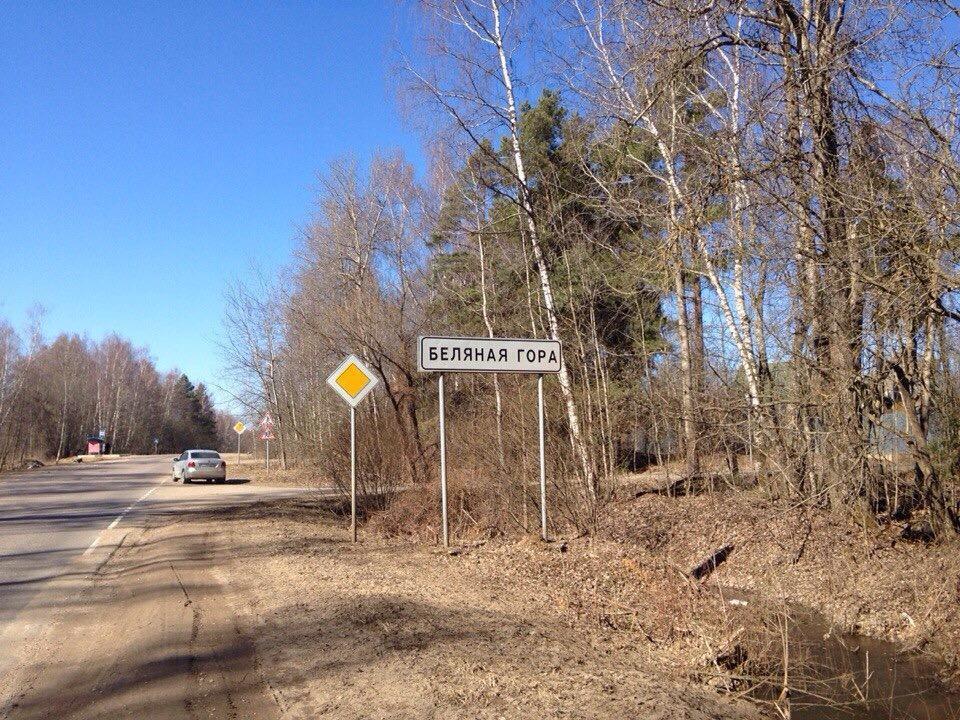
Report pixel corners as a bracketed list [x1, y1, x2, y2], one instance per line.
[326, 354, 379, 544]
[233, 422, 246, 465]
[326, 355, 379, 408]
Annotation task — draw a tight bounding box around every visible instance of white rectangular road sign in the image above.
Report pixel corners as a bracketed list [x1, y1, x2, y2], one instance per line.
[420, 335, 561, 546]
[418, 336, 562, 374]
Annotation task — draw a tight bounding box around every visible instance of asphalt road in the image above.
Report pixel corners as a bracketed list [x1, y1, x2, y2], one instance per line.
[0, 456, 163, 629]
[0, 455, 310, 719]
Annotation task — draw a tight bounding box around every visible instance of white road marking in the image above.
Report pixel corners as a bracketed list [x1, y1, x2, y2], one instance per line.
[86, 486, 160, 555]
[82, 536, 101, 557]
[138, 487, 158, 502]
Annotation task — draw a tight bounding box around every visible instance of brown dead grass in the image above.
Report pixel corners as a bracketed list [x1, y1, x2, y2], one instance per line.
[205, 497, 761, 720]
[369, 474, 960, 692]
[225, 454, 329, 487]
[601, 490, 960, 681]
[187, 453, 960, 713]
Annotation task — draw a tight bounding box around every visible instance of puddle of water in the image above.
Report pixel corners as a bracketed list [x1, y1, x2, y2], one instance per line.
[722, 590, 960, 720]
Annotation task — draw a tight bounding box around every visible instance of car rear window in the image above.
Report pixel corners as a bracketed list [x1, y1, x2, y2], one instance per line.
[191, 451, 221, 459]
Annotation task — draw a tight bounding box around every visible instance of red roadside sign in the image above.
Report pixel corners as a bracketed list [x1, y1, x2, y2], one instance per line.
[259, 412, 275, 440]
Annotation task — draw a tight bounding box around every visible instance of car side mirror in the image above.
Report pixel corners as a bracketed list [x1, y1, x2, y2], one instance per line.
[172, 457, 179, 462]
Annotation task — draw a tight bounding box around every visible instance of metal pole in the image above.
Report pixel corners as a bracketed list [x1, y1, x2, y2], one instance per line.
[538, 373, 548, 541]
[266, 440, 270, 471]
[237, 432, 241, 467]
[438, 373, 449, 548]
[350, 405, 357, 543]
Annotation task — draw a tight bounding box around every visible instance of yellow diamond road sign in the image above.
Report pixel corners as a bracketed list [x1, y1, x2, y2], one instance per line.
[234, 421, 246, 434]
[327, 355, 378, 407]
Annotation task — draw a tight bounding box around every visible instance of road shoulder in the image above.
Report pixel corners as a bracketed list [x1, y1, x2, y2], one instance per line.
[2, 518, 279, 720]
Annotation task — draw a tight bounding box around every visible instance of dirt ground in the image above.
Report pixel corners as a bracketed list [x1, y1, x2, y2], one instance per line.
[3, 519, 279, 720]
[196, 496, 761, 720]
[214, 457, 960, 690]
[9, 458, 956, 718]
[354, 479, 960, 711]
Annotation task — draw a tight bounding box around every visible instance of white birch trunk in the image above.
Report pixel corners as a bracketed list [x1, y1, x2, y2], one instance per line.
[490, 0, 596, 498]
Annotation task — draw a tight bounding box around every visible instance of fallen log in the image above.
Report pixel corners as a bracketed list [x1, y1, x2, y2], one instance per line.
[634, 476, 686, 497]
[689, 543, 734, 581]
[633, 473, 733, 498]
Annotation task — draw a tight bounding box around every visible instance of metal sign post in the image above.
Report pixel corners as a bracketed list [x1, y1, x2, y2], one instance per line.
[326, 355, 379, 543]
[438, 373, 449, 547]
[538, 374, 547, 540]
[418, 336, 562, 545]
[234, 421, 246, 467]
[350, 405, 356, 542]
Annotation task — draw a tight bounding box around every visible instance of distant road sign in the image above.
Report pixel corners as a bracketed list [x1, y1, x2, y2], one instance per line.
[234, 421, 246, 435]
[327, 355, 379, 407]
[258, 413, 276, 441]
[98, 429, 106, 440]
[418, 336, 562, 374]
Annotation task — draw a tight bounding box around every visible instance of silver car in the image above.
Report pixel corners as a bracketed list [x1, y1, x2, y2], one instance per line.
[172, 449, 227, 483]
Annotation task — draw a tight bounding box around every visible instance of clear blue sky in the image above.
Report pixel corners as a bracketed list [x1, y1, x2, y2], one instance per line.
[0, 1, 421, 406]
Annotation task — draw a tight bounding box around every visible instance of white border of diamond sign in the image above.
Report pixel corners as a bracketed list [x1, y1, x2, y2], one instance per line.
[326, 354, 380, 408]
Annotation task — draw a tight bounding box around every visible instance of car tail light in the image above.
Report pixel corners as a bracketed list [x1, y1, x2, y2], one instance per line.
[187, 461, 196, 468]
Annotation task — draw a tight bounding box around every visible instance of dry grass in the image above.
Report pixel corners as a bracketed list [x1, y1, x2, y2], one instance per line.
[198, 496, 763, 720]
[210, 451, 960, 699]
[603, 489, 960, 681]
[222, 453, 329, 487]
[365, 470, 960, 709]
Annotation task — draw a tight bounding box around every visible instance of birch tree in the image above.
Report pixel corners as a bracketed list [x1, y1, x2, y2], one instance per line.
[411, 0, 597, 500]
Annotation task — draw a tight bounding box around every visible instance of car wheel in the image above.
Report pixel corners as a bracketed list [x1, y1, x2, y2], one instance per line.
[183, 477, 191, 484]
